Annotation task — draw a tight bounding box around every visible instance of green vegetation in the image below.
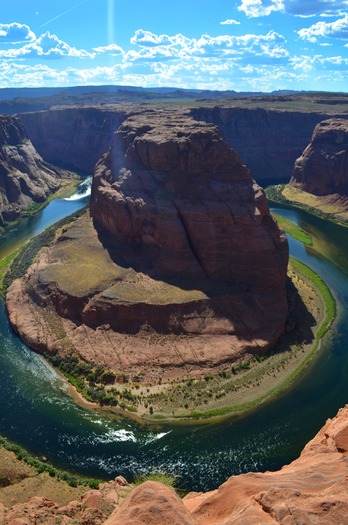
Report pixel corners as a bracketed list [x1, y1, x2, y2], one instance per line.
[266, 184, 348, 229]
[272, 213, 313, 246]
[133, 470, 177, 489]
[2, 208, 87, 296]
[0, 248, 22, 297]
[290, 258, 336, 339]
[0, 435, 101, 489]
[45, 351, 143, 411]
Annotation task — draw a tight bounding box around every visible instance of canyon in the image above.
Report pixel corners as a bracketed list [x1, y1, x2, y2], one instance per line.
[1, 93, 348, 524]
[14, 94, 346, 184]
[0, 115, 70, 226]
[6, 110, 289, 387]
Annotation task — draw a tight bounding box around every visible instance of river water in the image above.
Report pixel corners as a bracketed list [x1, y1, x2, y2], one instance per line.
[0, 183, 348, 492]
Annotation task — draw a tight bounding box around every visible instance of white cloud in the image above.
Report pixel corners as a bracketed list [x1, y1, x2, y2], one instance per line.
[220, 19, 241, 25]
[0, 23, 36, 43]
[126, 29, 288, 62]
[238, 0, 284, 18]
[0, 31, 94, 59]
[237, 0, 348, 17]
[297, 14, 348, 42]
[290, 53, 348, 72]
[285, 0, 348, 17]
[130, 30, 191, 48]
[93, 44, 124, 56]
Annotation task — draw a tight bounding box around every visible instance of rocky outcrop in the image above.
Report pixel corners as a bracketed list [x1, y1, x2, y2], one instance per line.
[0, 115, 62, 225]
[21, 106, 130, 173]
[290, 118, 348, 196]
[6, 110, 288, 382]
[190, 107, 333, 181]
[90, 110, 288, 286]
[2, 405, 348, 524]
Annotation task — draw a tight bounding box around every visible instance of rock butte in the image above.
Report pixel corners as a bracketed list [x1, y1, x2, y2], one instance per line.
[280, 118, 348, 223]
[6, 111, 288, 382]
[291, 118, 348, 197]
[0, 115, 63, 225]
[2, 405, 348, 524]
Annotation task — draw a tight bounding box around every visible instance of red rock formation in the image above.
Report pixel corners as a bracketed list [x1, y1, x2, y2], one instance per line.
[290, 118, 348, 196]
[91, 110, 288, 289]
[105, 405, 348, 524]
[0, 115, 61, 225]
[190, 106, 332, 182]
[21, 106, 130, 173]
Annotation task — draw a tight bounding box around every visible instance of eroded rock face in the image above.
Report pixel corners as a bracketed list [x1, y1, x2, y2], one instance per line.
[290, 118, 348, 196]
[0, 115, 61, 224]
[190, 106, 331, 181]
[21, 106, 130, 173]
[90, 111, 288, 286]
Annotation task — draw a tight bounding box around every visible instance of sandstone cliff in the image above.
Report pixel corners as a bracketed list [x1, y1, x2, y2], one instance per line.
[20, 103, 343, 184]
[21, 106, 130, 173]
[0, 115, 62, 225]
[190, 107, 332, 181]
[6, 110, 288, 385]
[2, 405, 348, 524]
[290, 118, 348, 196]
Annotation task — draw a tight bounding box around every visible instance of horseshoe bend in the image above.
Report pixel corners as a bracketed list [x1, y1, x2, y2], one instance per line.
[5, 108, 328, 418]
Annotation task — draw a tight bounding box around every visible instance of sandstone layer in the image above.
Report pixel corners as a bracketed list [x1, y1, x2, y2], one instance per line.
[190, 106, 332, 182]
[6, 111, 288, 383]
[290, 118, 348, 197]
[21, 106, 130, 173]
[20, 101, 345, 183]
[0, 115, 62, 225]
[2, 405, 348, 524]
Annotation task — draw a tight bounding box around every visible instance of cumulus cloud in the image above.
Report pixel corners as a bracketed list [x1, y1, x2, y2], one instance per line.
[238, 0, 284, 18]
[285, 0, 348, 17]
[130, 30, 190, 48]
[93, 44, 124, 55]
[220, 19, 241, 25]
[237, 0, 348, 17]
[297, 14, 348, 42]
[126, 29, 288, 62]
[0, 23, 36, 43]
[290, 53, 348, 72]
[0, 60, 124, 87]
[0, 31, 94, 59]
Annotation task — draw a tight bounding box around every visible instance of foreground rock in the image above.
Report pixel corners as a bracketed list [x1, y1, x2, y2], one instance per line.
[6, 111, 288, 385]
[2, 406, 348, 524]
[0, 115, 63, 226]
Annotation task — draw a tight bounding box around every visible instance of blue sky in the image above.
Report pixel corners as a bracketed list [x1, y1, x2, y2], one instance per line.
[1, 0, 347, 92]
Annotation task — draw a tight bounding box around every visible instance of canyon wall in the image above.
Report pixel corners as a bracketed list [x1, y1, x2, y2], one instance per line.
[190, 106, 334, 182]
[0, 115, 62, 225]
[290, 118, 348, 196]
[21, 106, 130, 173]
[20, 104, 343, 183]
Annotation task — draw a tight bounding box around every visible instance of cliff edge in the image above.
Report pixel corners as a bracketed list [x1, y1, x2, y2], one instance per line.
[0, 115, 62, 226]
